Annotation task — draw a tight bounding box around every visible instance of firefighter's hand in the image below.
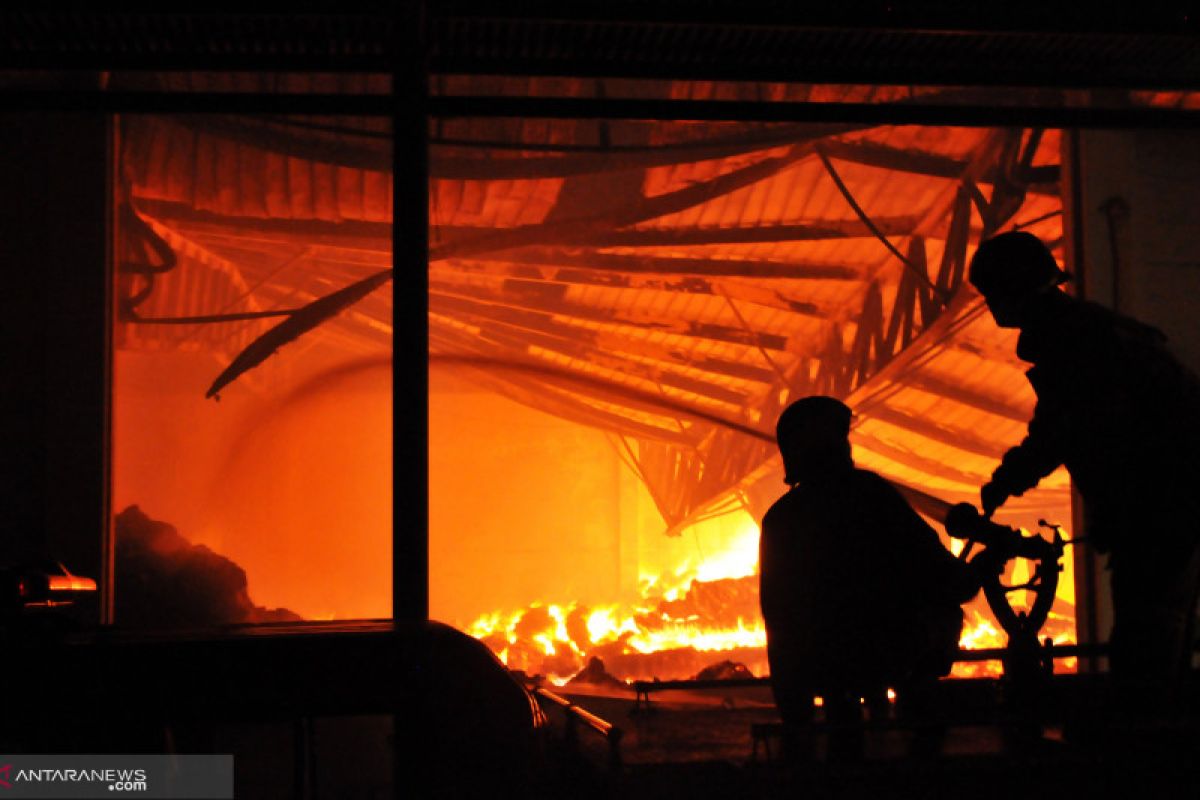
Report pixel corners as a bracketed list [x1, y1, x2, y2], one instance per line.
[980, 481, 1008, 519]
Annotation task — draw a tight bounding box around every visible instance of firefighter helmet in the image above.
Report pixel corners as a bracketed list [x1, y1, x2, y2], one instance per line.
[968, 231, 1067, 300]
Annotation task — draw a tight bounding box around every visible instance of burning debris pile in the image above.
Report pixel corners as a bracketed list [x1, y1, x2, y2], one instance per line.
[466, 573, 1077, 685]
[115, 505, 300, 628]
[467, 574, 770, 685]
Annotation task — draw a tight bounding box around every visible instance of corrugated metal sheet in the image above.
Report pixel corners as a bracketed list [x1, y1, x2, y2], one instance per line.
[119, 76, 1068, 533]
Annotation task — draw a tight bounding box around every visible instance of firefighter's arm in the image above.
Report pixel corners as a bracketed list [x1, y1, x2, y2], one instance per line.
[981, 406, 1065, 517]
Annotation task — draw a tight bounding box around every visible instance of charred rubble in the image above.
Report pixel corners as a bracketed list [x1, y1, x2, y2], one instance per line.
[114, 505, 300, 629]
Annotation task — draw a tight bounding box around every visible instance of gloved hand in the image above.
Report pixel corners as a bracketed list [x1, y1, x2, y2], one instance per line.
[980, 481, 1009, 519]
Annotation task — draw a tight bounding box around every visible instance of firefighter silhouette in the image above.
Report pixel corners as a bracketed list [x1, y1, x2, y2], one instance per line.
[760, 396, 992, 756]
[970, 231, 1200, 716]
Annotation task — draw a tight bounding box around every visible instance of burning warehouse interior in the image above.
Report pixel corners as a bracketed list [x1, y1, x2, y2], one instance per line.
[3, 3, 1200, 798]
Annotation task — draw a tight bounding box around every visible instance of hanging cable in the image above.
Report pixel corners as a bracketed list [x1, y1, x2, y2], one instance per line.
[816, 147, 949, 304]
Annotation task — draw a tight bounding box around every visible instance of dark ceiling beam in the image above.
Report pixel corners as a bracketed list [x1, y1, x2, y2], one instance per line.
[465, 248, 861, 280]
[867, 406, 1006, 460]
[169, 114, 392, 173]
[582, 218, 918, 247]
[11, 91, 1200, 130]
[434, 216, 919, 253]
[2, 90, 393, 114]
[6, 9, 1200, 91]
[431, 8, 1200, 89]
[138, 199, 393, 250]
[0, 11, 392, 72]
[431, 123, 863, 179]
[429, 96, 1200, 130]
[434, 3, 1195, 35]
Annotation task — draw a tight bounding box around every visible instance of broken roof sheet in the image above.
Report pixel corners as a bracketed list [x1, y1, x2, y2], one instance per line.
[118, 77, 1070, 532]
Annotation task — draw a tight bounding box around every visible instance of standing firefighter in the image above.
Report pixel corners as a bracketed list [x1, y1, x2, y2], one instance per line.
[970, 231, 1200, 712]
[759, 396, 989, 756]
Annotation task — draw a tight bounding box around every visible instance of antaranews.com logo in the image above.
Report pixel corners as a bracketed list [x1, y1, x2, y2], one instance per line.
[0, 755, 231, 799]
[0, 766, 147, 793]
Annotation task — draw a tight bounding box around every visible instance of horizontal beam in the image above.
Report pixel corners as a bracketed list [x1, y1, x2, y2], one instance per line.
[474, 248, 861, 280]
[436, 215, 912, 250]
[432, 123, 862, 179]
[429, 96, 1200, 130]
[7, 93, 1199, 130]
[138, 200, 392, 250]
[7, 10, 1200, 89]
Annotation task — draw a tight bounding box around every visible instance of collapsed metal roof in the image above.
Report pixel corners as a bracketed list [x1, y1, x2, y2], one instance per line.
[115, 74, 1072, 534]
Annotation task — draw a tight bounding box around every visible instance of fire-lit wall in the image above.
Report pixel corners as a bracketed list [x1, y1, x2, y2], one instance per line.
[431, 367, 664, 624]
